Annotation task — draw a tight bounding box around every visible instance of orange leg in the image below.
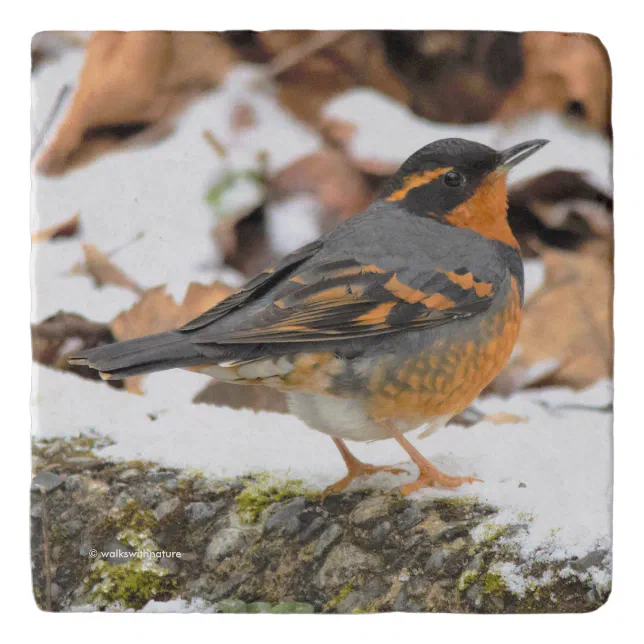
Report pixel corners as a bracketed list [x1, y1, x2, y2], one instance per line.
[382, 421, 482, 495]
[321, 437, 408, 500]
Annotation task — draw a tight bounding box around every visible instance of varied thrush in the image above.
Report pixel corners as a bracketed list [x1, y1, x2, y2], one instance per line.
[70, 138, 548, 497]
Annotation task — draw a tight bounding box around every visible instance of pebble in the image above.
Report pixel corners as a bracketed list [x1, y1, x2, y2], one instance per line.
[65, 474, 88, 493]
[425, 549, 447, 573]
[299, 516, 327, 543]
[246, 601, 273, 613]
[218, 598, 247, 613]
[313, 523, 344, 560]
[185, 501, 225, 524]
[371, 520, 392, 544]
[264, 497, 306, 536]
[118, 468, 142, 482]
[571, 549, 609, 572]
[397, 503, 424, 531]
[350, 495, 396, 526]
[31, 472, 64, 493]
[270, 602, 314, 614]
[153, 497, 181, 521]
[205, 528, 253, 565]
[64, 456, 102, 470]
[147, 471, 178, 484]
[316, 543, 380, 589]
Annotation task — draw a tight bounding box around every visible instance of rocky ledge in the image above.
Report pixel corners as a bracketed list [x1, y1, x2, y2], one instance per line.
[31, 434, 610, 613]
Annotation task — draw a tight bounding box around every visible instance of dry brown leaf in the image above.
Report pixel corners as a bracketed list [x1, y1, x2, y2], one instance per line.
[482, 412, 528, 425]
[272, 150, 373, 223]
[508, 170, 613, 248]
[494, 248, 612, 393]
[31, 212, 81, 242]
[36, 31, 239, 175]
[31, 311, 119, 384]
[109, 281, 233, 393]
[193, 381, 288, 414]
[496, 33, 611, 132]
[70, 243, 142, 293]
[257, 31, 411, 126]
[110, 281, 233, 341]
[231, 103, 257, 132]
[380, 31, 524, 124]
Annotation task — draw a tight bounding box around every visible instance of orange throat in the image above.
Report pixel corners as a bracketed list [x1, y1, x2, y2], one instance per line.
[445, 172, 519, 248]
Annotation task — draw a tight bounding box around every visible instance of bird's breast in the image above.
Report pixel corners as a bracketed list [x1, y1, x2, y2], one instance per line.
[366, 275, 522, 422]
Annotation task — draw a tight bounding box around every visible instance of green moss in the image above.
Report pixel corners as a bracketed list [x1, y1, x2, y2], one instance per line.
[101, 499, 157, 533]
[435, 495, 477, 509]
[205, 169, 265, 216]
[32, 432, 116, 470]
[271, 602, 314, 614]
[235, 473, 318, 524]
[458, 569, 479, 592]
[479, 523, 509, 544]
[219, 598, 248, 613]
[84, 558, 177, 610]
[483, 571, 508, 597]
[324, 581, 354, 612]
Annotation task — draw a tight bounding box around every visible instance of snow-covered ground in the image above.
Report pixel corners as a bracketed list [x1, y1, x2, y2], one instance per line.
[31, 51, 613, 594]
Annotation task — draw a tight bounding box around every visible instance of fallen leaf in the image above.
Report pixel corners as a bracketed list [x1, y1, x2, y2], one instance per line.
[193, 381, 288, 414]
[31, 311, 119, 384]
[109, 281, 234, 393]
[493, 248, 612, 392]
[496, 33, 611, 133]
[70, 243, 142, 293]
[482, 412, 528, 425]
[380, 31, 524, 123]
[31, 212, 80, 242]
[272, 149, 373, 223]
[256, 30, 411, 125]
[231, 103, 257, 131]
[36, 31, 239, 175]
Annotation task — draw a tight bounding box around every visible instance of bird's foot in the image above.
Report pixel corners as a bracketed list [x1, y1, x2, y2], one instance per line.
[398, 462, 482, 496]
[321, 462, 407, 501]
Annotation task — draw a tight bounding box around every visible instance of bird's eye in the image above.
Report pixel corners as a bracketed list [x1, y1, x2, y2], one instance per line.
[443, 171, 464, 187]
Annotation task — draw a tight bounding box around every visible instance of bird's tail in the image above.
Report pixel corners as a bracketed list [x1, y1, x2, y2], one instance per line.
[68, 331, 208, 380]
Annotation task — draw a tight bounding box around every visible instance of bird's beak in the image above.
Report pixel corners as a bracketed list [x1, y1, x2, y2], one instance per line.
[496, 139, 549, 172]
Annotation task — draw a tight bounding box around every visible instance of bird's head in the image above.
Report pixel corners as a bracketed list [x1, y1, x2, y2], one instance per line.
[381, 138, 549, 248]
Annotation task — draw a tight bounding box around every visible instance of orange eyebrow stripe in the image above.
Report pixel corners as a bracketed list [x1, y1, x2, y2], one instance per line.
[443, 271, 494, 297]
[421, 293, 455, 310]
[385, 275, 427, 304]
[289, 275, 306, 284]
[386, 167, 452, 202]
[354, 302, 396, 325]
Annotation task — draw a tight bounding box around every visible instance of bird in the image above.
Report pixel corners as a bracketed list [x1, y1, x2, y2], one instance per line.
[70, 137, 548, 498]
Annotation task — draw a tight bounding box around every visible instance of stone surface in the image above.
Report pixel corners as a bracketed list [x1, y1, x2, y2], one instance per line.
[205, 528, 254, 565]
[264, 497, 306, 536]
[350, 494, 397, 526]
[31, 471, 64, 493]
[185, 501, 225, 524]
[30, 437, 611, 613]
[153, 497, 181, 521]
[316, 543, 381, 589]
[313, 523, 344, 561]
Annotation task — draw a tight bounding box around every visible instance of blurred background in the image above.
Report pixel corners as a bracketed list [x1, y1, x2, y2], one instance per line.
[31, 30, 612, 405]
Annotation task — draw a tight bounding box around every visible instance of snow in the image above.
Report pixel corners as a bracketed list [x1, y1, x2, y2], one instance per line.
[31, 57, 323, 309]
[32, 363, 612, 570]
[31, 51, 612, 592]
[325, 88, 613, 195]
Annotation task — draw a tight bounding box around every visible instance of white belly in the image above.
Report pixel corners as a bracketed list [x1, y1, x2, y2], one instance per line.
[286, 392, 451, 442]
